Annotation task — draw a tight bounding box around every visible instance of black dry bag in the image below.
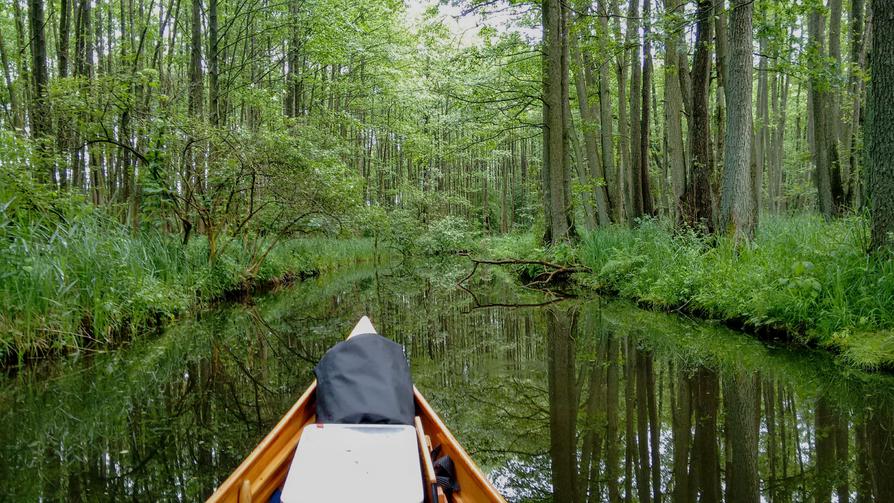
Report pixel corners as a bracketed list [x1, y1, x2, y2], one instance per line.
[314, 333, 414, 425]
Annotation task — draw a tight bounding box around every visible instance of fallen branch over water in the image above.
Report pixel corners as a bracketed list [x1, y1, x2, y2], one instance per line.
[458, 256, 591, 288]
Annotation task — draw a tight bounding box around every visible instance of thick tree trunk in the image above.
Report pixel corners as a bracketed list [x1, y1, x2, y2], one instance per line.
[665, 0, 686, 222]
[869, 0, 894, 252]
[681, 0, 714, 232]
[542, 0, 574, 243]
[809, 8, 840, 218]
[720, 0, 755, 242]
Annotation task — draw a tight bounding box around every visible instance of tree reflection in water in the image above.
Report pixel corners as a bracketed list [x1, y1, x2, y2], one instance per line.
[1, 264, 894, 502]
[539, 302, 894, 503]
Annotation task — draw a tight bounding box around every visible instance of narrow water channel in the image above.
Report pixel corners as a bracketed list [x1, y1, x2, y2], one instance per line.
[2, 262, 893, 501]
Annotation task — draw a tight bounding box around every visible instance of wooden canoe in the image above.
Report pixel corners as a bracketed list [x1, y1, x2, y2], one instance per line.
[206, 316, 506, 503]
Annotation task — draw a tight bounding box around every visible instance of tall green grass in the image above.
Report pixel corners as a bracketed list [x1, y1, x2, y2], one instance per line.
[0, 206, 378, 362]
[575, 216, 894, 369]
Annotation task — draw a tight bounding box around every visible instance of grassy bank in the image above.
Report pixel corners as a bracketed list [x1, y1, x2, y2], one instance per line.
[484, 216, 894, 370]
[0, 210, 378, 362]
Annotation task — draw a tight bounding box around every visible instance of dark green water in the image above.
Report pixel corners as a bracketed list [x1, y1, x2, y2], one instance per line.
[2, 262, 894, 502]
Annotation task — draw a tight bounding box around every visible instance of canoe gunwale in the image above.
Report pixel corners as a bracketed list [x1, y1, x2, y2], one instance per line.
[206, 317, 506, 503]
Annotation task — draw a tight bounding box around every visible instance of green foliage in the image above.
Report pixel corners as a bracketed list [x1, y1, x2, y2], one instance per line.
[417, 216, 477, 255]
[380, 209, 478, 257]
[0, 168, 377, 361]
[576, 215, 894, 369]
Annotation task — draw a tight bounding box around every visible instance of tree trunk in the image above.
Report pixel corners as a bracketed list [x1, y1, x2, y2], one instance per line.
[843, 0, 866, 206]
[597, 0, 619, 221]
[756, 12, 769, 220]
[681, 0, 714, 232]
[570, 114, 597, 230]
[809, 7, 837, 218]
[188, 0, 203, 118]
[28, 0, 52, 182]
[719, 0, 755, 242]
[869, 0, 894, 252]
[614, 0, 631, 221]
[571, 34, 610, 226]
[665, 0, 686, 222]
[0, 24, 23, 131]
[639, 0, 654, 217]
[208, 0, 220, 126]
[627, 0, 643, 220]
[542, 0, 574, 243]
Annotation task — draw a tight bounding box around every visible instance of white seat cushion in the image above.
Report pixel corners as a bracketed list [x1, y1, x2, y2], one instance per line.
[280, 424, 423, 503]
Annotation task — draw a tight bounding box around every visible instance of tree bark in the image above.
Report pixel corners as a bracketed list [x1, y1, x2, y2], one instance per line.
[809, 7, 840, 218]
[720, 0, 755, 242]
[638, 0, 654, 217]
[627, 0, 643, 220]
[571, 34, 611, 226]
[188, 0, 203, 118]
[869, 0, 894, 252]
[614, 0, 631, 221]
[681, 0, 715, 232]
[597, 0, 619, 221]
[843, 0, 866, 205]
[28, 0, 52, 182]
[208, 0, 220, 126]
[665, 0, 686, 222]
[542, 0, 574, 243]
[0, 23, 23, 131]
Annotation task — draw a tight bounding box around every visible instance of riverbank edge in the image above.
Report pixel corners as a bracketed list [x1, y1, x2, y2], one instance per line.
[481, 217, 894, 372]
[561, 272, 894, 373]
[2, 240, 384, 368]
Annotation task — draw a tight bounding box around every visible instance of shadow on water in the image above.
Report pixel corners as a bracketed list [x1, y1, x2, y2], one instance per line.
[1, 261, 893, 501]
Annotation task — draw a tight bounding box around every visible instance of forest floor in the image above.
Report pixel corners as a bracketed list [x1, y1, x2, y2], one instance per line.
[483, 215, 894, 371]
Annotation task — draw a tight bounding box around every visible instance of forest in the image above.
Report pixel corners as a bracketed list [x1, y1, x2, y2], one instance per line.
[1, 0, 893, 369]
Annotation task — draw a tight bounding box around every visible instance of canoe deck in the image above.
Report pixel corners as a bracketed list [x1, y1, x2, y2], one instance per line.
[206, 318, 505, 503]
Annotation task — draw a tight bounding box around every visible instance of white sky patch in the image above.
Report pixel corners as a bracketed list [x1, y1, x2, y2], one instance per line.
[404, 0, 539, 47]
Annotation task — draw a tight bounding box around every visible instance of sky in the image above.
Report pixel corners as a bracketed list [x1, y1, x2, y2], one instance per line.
[404, 0, 540, 47]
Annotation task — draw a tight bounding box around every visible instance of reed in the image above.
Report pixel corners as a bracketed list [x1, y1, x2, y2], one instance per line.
[0, 206, 378, 362]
